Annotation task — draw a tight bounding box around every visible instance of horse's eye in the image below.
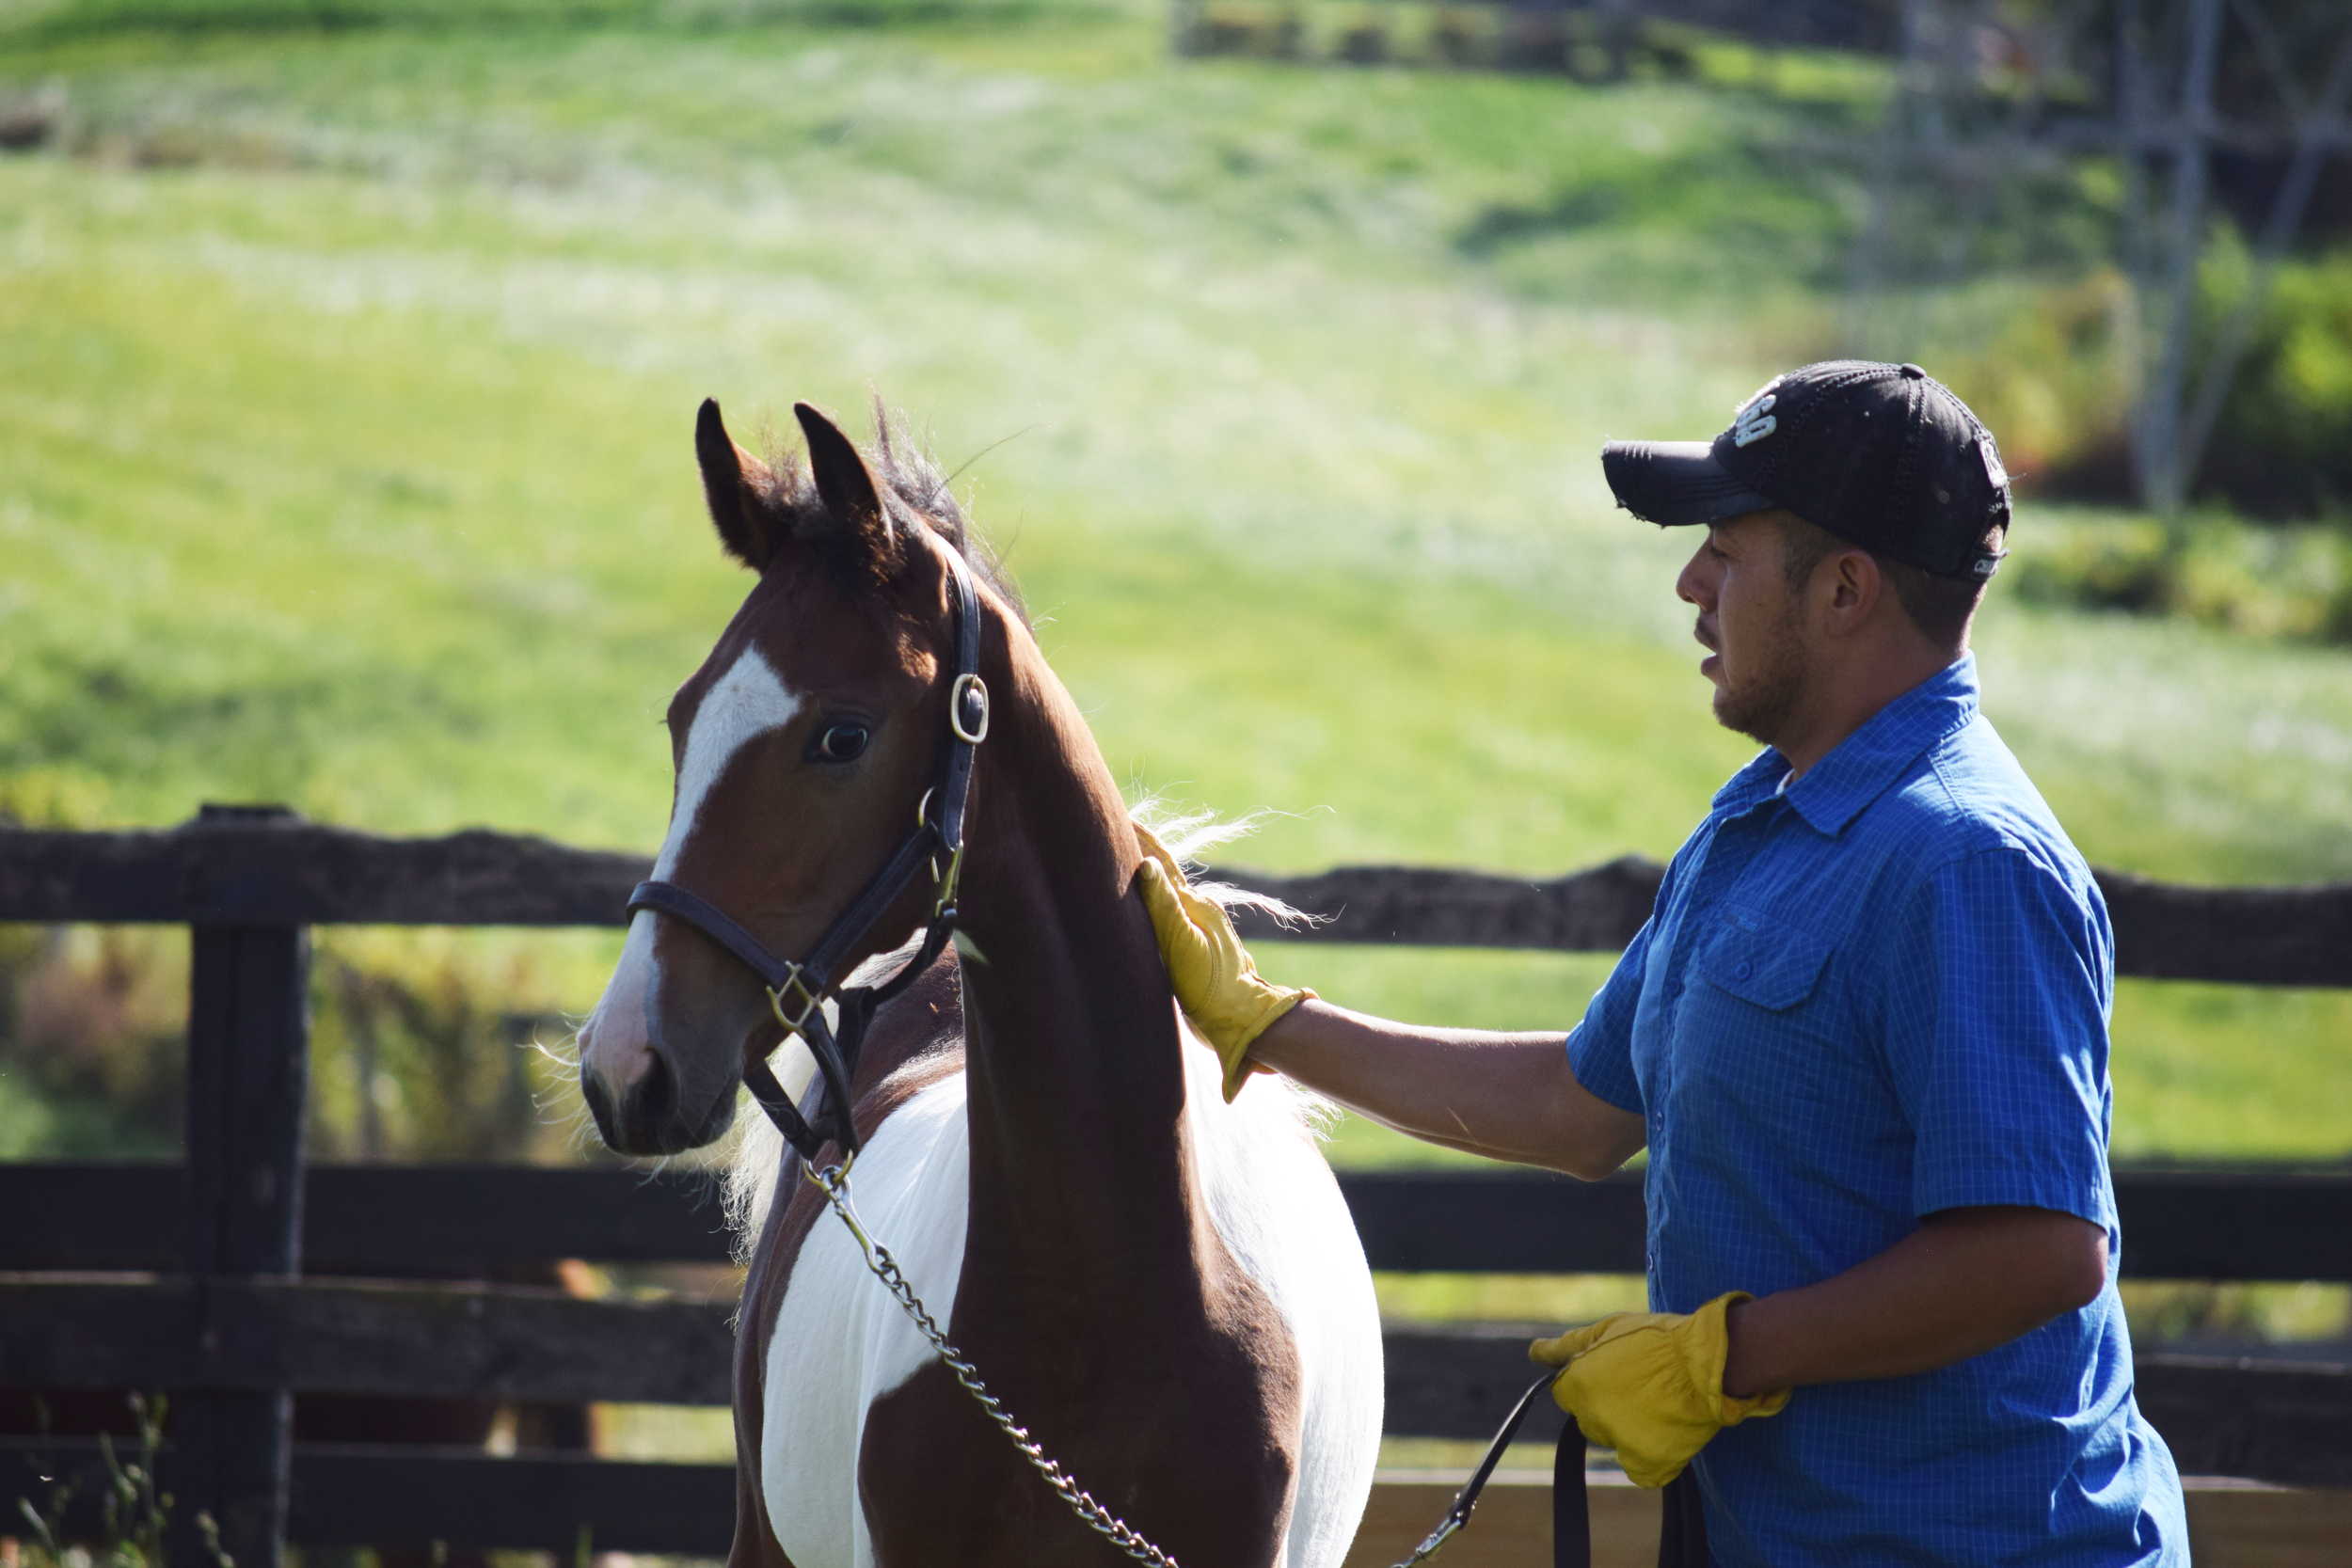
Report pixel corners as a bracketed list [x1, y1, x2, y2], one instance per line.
[814, 722, 870, 762]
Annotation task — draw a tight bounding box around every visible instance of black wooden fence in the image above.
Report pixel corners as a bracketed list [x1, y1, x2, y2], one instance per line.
[4, 808, 2349, 1564]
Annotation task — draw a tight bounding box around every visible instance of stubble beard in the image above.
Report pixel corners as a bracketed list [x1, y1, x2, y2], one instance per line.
[1710, 599, 1811, 747]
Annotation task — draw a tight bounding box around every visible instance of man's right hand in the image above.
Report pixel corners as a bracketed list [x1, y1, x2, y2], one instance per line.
[1134, 825, 1311, 1101]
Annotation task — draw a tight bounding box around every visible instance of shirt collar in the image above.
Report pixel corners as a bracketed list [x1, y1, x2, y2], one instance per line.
[1710, 654, 1981, 836]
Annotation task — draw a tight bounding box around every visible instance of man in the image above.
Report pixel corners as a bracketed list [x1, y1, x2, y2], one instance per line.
[1138, 362, 2187, 1564]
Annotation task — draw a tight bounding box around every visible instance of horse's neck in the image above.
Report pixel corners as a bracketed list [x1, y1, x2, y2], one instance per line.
[951, 631, 1202, 1284]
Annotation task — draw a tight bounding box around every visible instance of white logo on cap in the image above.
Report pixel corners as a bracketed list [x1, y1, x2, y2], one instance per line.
[1978, 436, 2008, 490]
[1733, 393, 1777, 449]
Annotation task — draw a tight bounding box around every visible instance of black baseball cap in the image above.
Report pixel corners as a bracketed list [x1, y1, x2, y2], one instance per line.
[1600, 360, 2011, 581]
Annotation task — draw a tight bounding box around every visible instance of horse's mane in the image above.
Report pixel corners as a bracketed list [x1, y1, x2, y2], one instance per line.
[752, 398, 1025, 620]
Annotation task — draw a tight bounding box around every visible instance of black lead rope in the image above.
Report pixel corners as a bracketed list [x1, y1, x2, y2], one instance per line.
[1555, 1412, 1591, 1568]
[1394, 1373, 1586, 1568]
[626, 549, 991, 1167]
[1403, 1374, 1708, 1568]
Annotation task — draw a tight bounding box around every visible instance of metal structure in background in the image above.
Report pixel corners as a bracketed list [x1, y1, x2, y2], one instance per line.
[1848, 0, 2352, 513]
[2, 810, 2350, 1563]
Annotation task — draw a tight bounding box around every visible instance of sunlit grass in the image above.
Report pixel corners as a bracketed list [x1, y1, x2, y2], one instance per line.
[2105, 982, 2352, 1161]
[0, 8, 2346, 1170]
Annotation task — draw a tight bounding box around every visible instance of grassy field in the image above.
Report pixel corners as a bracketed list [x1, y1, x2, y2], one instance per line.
[2, 1, 2349, 1168]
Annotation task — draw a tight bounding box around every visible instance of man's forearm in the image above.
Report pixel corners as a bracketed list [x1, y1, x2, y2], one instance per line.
[1247, 999, 1646, 1179]
[1722, 1205, 2110, 1397]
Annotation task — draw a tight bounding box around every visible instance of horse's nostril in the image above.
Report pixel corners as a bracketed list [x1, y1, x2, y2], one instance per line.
[580, 1064, 618, 1146]
[582, 1045, 680, 1152]
[634, 1048, 678, 1132]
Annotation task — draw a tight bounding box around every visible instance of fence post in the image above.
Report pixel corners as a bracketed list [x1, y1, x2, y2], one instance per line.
[173, 806, 310, 1568]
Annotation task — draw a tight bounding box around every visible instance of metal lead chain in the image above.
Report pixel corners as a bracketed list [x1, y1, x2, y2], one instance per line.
[806, 1163, 1182, 1568]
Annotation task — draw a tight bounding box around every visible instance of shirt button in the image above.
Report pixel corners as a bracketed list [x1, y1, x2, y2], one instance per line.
[1736, 960, 1753, 979]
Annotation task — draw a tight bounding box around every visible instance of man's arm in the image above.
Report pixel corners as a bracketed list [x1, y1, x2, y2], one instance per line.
[1723, 1204, 2109, 1396]
[1248, 999, 1648, 1180]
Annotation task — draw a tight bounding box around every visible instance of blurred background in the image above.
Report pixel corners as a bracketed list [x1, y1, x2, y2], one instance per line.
[3, 0, 2348, 1472]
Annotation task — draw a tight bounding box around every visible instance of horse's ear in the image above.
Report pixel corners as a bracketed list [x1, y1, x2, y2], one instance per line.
[794, 401, 902, 579]
[696, 398, 784, 571]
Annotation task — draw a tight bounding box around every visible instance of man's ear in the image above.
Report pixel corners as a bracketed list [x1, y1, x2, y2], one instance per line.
[793, 400, 903, 581]
[1823, 546, 1883, 627]
[695, 398, 786, 570]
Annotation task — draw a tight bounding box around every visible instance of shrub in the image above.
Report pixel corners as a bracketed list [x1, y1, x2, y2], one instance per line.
[2196, 245, 2352, 517]
[2008, 508, 2352, 643]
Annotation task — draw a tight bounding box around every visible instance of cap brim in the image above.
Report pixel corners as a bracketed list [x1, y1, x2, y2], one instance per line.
[1601, 440, 1778, 527]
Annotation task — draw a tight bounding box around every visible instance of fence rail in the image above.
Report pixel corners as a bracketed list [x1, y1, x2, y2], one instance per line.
[6, 1162, 2350, 1282]
[1, 1439, 739, 1557]
[3, 817, 2348, 983]
[8, 1326, 2349, 1556]
[5, 814, 2349, 1562]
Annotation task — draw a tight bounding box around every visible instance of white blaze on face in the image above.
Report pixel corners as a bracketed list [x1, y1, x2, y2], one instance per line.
[581, 648, 804, 1085]
[654, 646, 805, 879]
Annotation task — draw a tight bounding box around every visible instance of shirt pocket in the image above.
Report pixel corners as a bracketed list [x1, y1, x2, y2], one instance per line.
[1695, 905, 1834, 1011]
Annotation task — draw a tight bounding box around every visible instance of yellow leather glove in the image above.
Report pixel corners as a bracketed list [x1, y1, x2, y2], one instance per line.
[1133, 824, 1312, 1102]
[1530, 1291, 1790, 1488]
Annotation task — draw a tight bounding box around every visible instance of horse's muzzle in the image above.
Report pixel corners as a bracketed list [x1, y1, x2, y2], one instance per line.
[581, 1050, 735, 1155]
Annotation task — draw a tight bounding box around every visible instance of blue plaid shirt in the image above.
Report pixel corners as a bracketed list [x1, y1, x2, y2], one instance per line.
[1568, 655, 2186, 1566]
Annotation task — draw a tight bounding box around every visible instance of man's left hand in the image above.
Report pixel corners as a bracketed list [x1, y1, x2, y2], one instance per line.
[1531, 1291, 1790, 1487]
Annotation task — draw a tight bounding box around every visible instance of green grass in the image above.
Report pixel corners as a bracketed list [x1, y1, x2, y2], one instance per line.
[2, 4, 2348, 1164]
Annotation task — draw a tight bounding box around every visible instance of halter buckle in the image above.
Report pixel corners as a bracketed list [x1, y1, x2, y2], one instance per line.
[767, 966, 824, 1036]
[950, 673, 990, 745]
[933, 840, 967, 918]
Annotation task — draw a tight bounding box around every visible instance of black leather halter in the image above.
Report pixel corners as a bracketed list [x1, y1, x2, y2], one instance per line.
[627, 550, 990, 1165]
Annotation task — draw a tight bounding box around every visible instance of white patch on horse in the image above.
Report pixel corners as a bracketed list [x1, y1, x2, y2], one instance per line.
[656, 646, 803, 879]
[1178, 1028, 1384, 1567]
[763, 1071, 971, 1568]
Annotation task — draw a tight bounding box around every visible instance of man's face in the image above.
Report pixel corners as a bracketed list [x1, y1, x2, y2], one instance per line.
[1676, 511, 1812, 746]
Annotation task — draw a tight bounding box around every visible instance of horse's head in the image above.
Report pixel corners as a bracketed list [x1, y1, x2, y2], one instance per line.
[579, 397, 990, 1155]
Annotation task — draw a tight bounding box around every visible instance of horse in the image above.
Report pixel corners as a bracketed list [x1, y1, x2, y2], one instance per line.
[575, 397, 1383, 1568]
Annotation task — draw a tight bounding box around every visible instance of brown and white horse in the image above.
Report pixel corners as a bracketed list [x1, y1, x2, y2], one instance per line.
[576, 399, 1382, 1568]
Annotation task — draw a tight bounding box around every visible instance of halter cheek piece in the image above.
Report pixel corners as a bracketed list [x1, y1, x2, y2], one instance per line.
[626, 551, 989, 1165]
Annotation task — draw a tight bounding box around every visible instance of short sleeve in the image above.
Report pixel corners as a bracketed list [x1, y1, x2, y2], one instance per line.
[1566, 915, 1654, 1117]
[1880, 847, 2116, 1229]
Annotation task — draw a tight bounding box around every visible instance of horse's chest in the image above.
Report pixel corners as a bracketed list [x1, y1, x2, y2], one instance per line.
[761, 1073, 971, 1568]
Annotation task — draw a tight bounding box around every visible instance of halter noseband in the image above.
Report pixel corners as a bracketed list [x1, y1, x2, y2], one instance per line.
[626, 550, 990, 1165]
